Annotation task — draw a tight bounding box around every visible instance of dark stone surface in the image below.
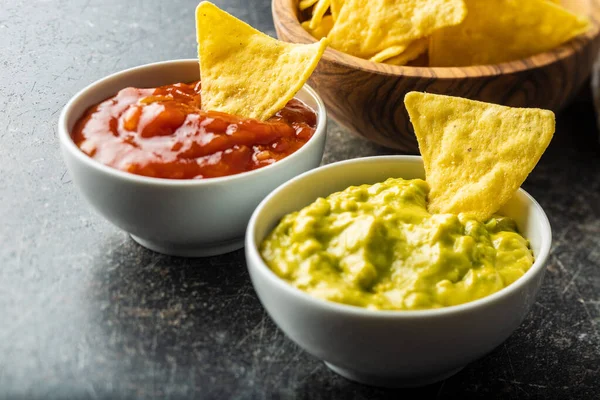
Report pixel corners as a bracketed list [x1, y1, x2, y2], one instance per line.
[1, 0, 599, 398]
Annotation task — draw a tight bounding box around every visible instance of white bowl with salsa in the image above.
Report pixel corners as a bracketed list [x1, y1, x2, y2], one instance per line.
[245, 155, 551, 387]
[58, 59, 327, 257]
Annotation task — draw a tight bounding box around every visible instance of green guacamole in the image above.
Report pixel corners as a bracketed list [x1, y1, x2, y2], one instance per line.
[260, 178, 534, 311]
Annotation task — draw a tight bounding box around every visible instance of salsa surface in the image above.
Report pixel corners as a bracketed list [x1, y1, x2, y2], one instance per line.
[72, 81, 317, 179]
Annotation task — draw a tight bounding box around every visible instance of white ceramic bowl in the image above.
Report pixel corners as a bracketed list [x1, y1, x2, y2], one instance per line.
[58, 59, 327, 257]
[245, 156, 551, 388]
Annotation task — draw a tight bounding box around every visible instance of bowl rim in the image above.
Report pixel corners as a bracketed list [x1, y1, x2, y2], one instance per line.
[57, 58, 327, 187]
[245, 155, 553, 318]
[272, 0, 600, 78]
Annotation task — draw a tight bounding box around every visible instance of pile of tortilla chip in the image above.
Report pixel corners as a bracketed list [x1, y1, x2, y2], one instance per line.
[301, 0, 590, 67]
[404, 92, 555, 220]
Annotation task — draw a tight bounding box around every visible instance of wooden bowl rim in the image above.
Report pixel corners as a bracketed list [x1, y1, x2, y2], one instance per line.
[272, 0, 600, 79]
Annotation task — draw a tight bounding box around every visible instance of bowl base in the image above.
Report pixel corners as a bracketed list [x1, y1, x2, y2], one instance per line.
[324, 362, 464, 388]
[130, 234, 244, 257]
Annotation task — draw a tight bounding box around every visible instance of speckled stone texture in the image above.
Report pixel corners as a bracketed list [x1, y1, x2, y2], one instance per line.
[0, 0, 599, 398]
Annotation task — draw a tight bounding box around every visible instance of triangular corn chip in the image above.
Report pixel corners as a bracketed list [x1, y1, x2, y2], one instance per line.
[429, 0, 590, 66]
[330, 0, 344, 21]
[380, 38, 428, 66]
[309, 0, 331, 29]
[404, 92, 555, 221]
[299, 0, 319, 11]
[302, 15, 334, 40]
[370, 44, 410, 63]
[196, 2, 328, 121]
[326, 0, 466, 59]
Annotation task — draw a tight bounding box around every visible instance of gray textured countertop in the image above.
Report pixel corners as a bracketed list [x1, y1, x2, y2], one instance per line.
[1, 0, 599, 398]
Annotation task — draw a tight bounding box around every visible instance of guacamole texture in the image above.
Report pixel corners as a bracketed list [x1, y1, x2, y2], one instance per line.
[260, 178, 534, 310]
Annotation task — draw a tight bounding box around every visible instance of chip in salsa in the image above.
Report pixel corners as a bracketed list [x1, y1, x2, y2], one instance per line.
[71, 2, 327, 180]
[72, 82, 318, 179]
[197, 1, 327, 121]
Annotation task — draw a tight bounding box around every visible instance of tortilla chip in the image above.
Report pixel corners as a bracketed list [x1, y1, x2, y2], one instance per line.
[299, 0, 319, 11]
[382, 38, 429, 66]
[326, 0, 466, 59]
[370, 44, 409, 63]
[196, 2, 328, 121]
[330, 0, 344, 21]
[406, 51, 429, 67]
[309, 0, 331, 29]
[429, 0, 590, 67]
[404, 92, 555, 221]
[302, 15, 335, 39]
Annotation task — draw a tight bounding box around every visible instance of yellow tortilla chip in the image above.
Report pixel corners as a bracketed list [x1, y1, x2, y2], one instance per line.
[330, 0, 344, 21]
[429, 0, 590, 67]
[326, 0, 466, 59]
[382, 38, 428, 66]
[309, 0, 331, 29]
[299, 0, 319, 11]
[404, 92, 555, 221]
[370, 44, 409, 63]
[406, 51, 429, 67]
[302, 15, 334, 39]
[196, 2, 328, 121]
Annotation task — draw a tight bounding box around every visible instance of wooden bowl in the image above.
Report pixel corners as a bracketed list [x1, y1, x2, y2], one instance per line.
[273, 0, 600, 152]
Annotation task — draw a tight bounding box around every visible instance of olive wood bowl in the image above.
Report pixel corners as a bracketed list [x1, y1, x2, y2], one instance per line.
[273, 0, 600, 152]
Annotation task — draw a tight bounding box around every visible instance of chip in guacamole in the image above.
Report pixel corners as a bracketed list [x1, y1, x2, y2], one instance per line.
[260, 178, 534, 310]
[405, 92, 555, 221]
[260, 93, 554, 311]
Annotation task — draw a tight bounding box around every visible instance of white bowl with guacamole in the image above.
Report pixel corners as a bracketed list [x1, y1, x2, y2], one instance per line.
[245, 155, 551, 388]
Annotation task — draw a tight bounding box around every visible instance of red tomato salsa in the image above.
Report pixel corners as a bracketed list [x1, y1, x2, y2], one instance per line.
[71, 81, 317, 179]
